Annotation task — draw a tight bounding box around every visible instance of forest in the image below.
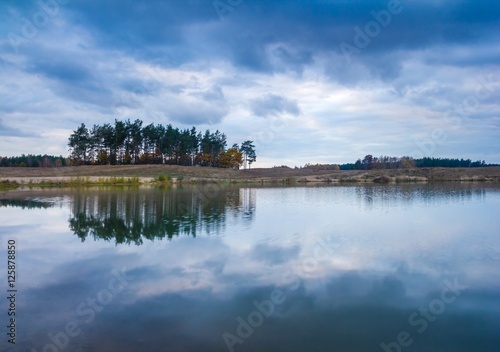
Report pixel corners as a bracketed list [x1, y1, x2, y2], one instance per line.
[0, 154, 68, 168]
[339, 155, 495, 170]
[1, 122, 497, 169]
[65, 119, 256, 169]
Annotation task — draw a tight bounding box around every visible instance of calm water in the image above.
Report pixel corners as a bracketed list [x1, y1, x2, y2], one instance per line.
[1, 184, 500, 352]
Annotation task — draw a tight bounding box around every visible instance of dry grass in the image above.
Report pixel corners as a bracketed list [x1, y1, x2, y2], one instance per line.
[1, 165, 500, 187]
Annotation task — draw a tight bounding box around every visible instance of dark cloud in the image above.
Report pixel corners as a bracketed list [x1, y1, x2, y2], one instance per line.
[5, 0, 498, 82]
[270, 45, 314, 74]
[60, 0, 216, 64]
[21, 49, 115, 107]
[8, 0, 486, 79]
[27, 59, 91, 82]
[4, 0, 498, 77]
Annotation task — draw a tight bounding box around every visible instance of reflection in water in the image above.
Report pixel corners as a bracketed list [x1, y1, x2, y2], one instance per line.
[355, 183, 488, 210]
[0, 198, 55, 209]
[68, 186, 256, 244]
[240, 187, 256, 220]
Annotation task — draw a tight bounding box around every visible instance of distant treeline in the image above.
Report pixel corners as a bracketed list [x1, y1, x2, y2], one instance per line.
[339, 155, 498, 170]
[67, 119, 256, 169]
[2, 148, 498, 171]
[414, 157, 498, 168]
[0, 154, 68, 167]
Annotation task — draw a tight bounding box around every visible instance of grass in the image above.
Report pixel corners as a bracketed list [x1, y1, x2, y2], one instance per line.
[0, 180, 20, 191]
[281, 177, 296, 184]
[1, 165, 499, 187]
[155, 173, 173, 185]
[4, 176, 143, 189]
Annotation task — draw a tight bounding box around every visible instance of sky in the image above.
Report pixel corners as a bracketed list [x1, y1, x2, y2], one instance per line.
[0, 0, 499, 167]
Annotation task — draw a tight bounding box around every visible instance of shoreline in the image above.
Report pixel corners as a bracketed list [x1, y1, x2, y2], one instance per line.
[1, 165, 500, 190]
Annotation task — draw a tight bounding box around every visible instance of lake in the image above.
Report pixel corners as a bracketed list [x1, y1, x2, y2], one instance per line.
[1, 184, 500, 352]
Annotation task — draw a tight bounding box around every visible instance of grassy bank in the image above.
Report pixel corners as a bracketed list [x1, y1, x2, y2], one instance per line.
[0, 180, 20, 191]
[0, 176, 146, 190]
[1, 165, 500, 190]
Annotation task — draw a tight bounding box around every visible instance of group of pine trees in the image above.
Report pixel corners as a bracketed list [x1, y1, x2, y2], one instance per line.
[67, 119, 256, 169]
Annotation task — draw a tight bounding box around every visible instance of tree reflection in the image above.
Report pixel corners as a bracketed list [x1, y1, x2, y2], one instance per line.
[68, 185, 256, 245]
[354, 183, 489, 210]
[0, 199, 54, 209]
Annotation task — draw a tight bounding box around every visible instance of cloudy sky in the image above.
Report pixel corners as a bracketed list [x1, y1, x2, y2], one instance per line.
[0, 0, 499, 167]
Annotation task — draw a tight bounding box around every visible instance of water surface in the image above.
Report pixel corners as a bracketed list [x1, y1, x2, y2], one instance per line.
[0, 184, 499, 351]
